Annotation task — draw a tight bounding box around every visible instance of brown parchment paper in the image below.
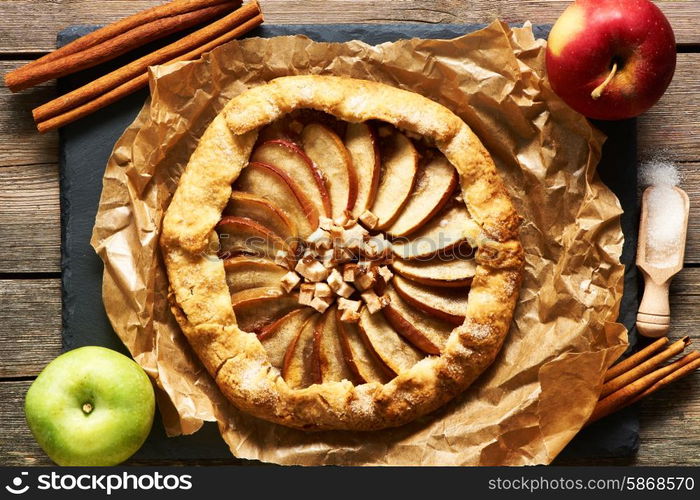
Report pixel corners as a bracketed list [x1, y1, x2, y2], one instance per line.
[90, 21, 628, 465]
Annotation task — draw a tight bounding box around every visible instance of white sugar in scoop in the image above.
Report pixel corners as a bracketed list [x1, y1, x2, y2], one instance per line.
[636, 161, 690, 338]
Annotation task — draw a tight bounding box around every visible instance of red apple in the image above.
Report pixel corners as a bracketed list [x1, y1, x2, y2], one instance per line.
[546, 0, 676, 120]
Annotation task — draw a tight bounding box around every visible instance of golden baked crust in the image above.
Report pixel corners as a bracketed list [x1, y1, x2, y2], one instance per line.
[161, 75, 523, 431]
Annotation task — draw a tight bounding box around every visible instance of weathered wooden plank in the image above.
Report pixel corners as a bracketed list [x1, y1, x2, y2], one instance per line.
[0, 279, 62, 378]
[675, 163, 700, 265]
[0, 0, 698, 54]
[0, 380, 53, 466]
[638, 53, 700, 163]
[0, 61, 57, 167]
[0, 24, 698, 170]
[0, 164, 61, 273]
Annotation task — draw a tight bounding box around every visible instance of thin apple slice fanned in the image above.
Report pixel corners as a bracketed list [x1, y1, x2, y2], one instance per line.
[371, 131, 418, 229]
[225, 191, 297, 244]
[345, 123, 380, 218]
[235, 162, 317, 237]
[259, 308, 315, 370]
[217, 216, 291, 260]
[231, 287, 301, 334]
[383, 286, 454, 355]
[257, 115, 301, 143]
[336, 312, 393, 384]
[301, 123, 358, 218]
[384, 155, 458, 237]
[251, 139, 331, 218]
[282, 314, 321, 389]
[391, 204, 481, 260]
[223, 256, 290, 294]
[392, 275, 469, 326]
[313, 306, 354, 383]
[391, 256, 476, 288]
[357, 307, 423, 375]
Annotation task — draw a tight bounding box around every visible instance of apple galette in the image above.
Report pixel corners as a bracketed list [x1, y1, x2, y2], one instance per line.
[161, 75, 524, 430]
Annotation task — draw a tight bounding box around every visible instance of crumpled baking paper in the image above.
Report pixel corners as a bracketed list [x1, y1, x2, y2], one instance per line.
[91, 20, 628, 465]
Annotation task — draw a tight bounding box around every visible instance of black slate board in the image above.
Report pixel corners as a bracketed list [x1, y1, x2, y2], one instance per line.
[58, 23, 639, 462]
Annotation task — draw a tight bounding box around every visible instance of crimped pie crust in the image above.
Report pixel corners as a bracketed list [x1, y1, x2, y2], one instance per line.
[160, 75, 524, 430]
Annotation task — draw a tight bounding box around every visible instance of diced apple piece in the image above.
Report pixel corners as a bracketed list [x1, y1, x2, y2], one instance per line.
[223, 256, 290, 294]
[391, 256, 476, 288]
[235, 162, 318, 237]
[392, 275, 469, 326]
[383, 286, 454, 355]
[225, 191, 297, 244]
[282, 314, 321, 389]
[251, 140, 331, 218]
[357, 307, 423, 375]
[280, 271, 301, 292]
[231, 287, 301, 334]
[295, 258, 330, 282]
[336, 312, 393, 384]
[384, 155, 458, 237]
[216, 216, 292, 260]
[299, 283, 315, 306]
[371, 131, 418, 228]
[391, 205, 481, 260]
[301, 123, 358, 218]
[259, 308, 315, 370]
[312, 307, 354, 383]
[345, 123, 381, 218]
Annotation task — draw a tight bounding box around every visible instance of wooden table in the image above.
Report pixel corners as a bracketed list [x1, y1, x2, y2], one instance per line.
[1, 0, 698, 466]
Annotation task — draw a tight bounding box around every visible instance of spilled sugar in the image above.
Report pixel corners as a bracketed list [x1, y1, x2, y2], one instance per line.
[639, 160, 686, 268]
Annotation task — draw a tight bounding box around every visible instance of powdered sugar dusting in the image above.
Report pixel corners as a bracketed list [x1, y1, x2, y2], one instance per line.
[349, 389, 375, 417]
[471, 322, 494, 339]
[640, 160, 681, 187]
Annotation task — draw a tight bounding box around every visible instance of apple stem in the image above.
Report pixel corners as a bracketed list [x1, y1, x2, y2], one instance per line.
[82, 402, 93, 414]
[591, 63, 618, 100]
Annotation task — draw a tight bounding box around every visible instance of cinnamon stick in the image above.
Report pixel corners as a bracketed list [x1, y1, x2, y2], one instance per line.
[35, 13, 264, 133]
[587, 351, 700, 424]
[33, 1, 262, 127]
[604, 336, 669, 382]
[5, 2, 238, 92]
[6, 0, 239, 91]
[628, 352, 700, 405]
[599, 336, 689, 398]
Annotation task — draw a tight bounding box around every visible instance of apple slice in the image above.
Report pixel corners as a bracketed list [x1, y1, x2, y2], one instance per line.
[259, 308, 315, 370]
[392, 275, 469, 326]
[391, 256, 476, 288]
[345, 123, 380, 218]
[282, 314, 321, 389]
[225, 191, 297, 244]
[231, 287, 301, 334]
[216, 216, 291, 260]
[371, 131, 419, 229]
[336, 312, 393, 384]
[257, 116, 300, 143]
[391, 205, 480, 260]
[384, 155, 458, 237]
[313, 306, 354, 383]
[383, 286, 453, 355]
[357, 307, 423, 375]
[223, 256, 290, 294]
[251, 140, 331, 218]
[235, 162, 317, 237]
[301, 123, 358, 218]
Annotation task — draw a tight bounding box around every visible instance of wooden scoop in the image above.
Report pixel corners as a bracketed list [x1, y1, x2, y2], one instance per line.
[636, 186, 690, 338]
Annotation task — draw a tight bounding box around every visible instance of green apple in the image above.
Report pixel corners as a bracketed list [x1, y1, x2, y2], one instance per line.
[25, 346, 155, 466]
